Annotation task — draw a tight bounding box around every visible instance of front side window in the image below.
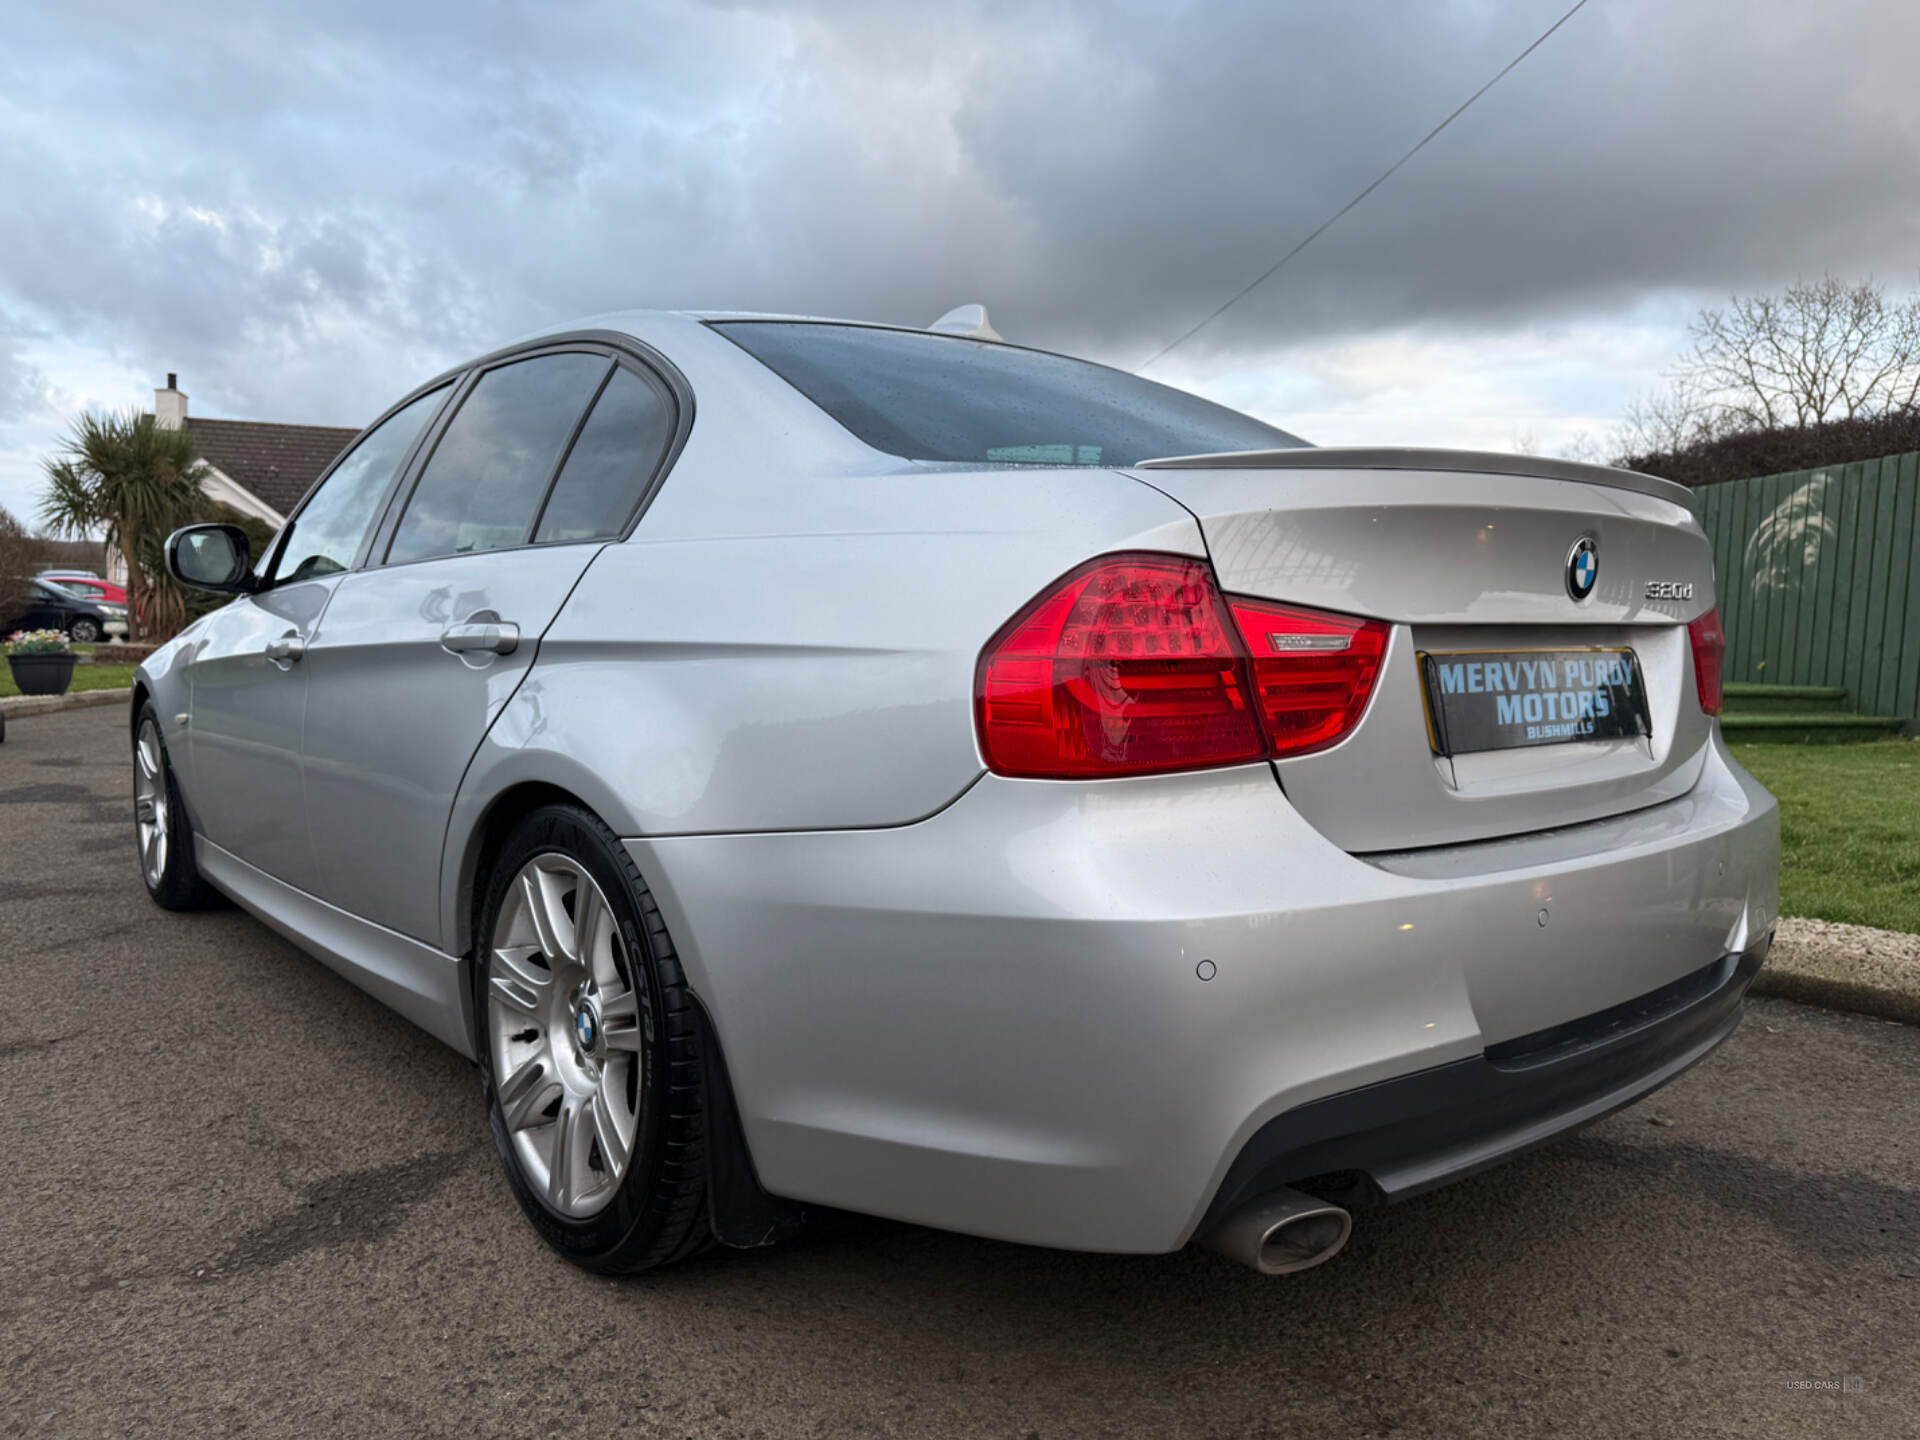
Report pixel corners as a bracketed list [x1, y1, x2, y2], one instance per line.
[267, 385, 450, 586]
[713, 321, 1307, 466]
[532, 365, 676, 543]
[386, 353, 610, 565]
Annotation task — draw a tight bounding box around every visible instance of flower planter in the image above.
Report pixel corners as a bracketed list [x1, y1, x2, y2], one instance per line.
[7, 653, 76, 696]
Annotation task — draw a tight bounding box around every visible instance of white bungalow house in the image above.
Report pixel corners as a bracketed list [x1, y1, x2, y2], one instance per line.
[108, 374, 359, 584]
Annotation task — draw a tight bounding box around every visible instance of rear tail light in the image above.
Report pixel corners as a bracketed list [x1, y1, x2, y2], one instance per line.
[1688, 605, 1725, 716]
[1229, 599, 1391, 756]
[975, 553, 1389, 778]
[975, 556, 1264, 778]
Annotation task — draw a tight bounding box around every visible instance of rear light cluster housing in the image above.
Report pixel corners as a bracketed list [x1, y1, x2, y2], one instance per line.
[1687, 605, 1725, 716]
[976, 553, 1390, 779]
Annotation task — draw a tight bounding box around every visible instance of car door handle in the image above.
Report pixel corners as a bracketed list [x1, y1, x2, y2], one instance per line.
[440, 620, 520, 656]
[263, 632, 305, 665]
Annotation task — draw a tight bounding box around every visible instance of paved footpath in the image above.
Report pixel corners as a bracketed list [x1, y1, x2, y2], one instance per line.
[2, 706, 1916, 1438]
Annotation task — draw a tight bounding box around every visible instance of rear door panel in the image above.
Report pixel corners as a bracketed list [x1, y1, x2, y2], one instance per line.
[294, 345, 640, 948]
[300, 546, 603, 945]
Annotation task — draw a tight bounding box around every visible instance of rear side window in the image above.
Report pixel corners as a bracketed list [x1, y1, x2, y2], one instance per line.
[533, 365, 676, 543]
[267, 384, 450, 585]
[714, 321, 1307, 466]
[386, 353, 609, 565]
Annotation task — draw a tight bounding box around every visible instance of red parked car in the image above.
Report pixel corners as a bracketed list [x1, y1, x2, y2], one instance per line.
[37, 573, 127, 606]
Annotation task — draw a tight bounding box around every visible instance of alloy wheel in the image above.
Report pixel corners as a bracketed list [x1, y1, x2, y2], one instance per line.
[486, 854, 645, 1219]
[133, 719, 169, 888]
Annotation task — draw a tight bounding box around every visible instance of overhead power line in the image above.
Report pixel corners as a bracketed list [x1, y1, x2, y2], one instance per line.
[1133, 0, 1595, 373]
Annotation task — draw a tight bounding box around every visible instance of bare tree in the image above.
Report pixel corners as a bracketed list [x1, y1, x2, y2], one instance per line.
[1, 506, 43, 623]
[1613, 373, 1724, 462]
[1677, 275, 1920, 431]
[1555, 430, 1606, 465]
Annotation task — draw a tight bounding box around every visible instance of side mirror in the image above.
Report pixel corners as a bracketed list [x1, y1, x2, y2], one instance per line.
[165, 523, 254, 594]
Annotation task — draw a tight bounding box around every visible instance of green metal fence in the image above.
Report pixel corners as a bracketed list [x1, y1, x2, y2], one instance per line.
[1696, 451, 1920, 722]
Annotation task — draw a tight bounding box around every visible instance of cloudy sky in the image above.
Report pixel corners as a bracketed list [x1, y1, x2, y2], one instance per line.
[4, 0, 1918, 525]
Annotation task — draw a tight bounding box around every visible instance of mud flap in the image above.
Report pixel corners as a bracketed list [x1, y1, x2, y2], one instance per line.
[692, 994, 811, 1249]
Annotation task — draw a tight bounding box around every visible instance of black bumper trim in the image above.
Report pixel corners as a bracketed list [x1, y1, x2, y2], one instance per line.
[1197, 932, 1772, 1233]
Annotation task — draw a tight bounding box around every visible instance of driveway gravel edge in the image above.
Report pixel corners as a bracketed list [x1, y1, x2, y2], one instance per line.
[1754, 916, 1920, 1025]
[0, 686, 133, 723]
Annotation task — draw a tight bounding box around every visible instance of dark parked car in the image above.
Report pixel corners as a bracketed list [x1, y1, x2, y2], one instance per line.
[5, 578, 110, 643]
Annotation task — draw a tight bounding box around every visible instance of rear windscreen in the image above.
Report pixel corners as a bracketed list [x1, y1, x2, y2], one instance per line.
[713, 321, 1308, 466]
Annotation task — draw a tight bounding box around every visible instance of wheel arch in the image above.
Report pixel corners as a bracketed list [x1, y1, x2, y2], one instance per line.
[453, 773, 802, 1250]
[451, 778, 597, 971]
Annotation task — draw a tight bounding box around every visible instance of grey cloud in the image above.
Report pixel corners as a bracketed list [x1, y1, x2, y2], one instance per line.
[0, 314, 52, 426]
[2, 0, 1916, 433]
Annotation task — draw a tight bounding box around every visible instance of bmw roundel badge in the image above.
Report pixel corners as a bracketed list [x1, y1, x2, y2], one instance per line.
[1566, 536, 1599, 601]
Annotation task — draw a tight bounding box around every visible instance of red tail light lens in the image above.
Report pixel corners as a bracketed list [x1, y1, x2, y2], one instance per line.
[1229, 599, 1391, 757]
[975, 555, 1265, 778]
[976, 554, 1388, 777]
[1688, 605, 1725, 716]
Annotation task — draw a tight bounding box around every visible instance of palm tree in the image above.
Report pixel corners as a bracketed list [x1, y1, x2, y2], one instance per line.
[38, 409, 208, 641]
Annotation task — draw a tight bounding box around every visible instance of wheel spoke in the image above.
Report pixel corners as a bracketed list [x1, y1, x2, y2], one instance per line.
[598, 988, 642, 1052]
[136, 732, 161, 779]
[498, 1058, 560, 1132]
[520, 867, 571, 964]
[135, 796, 156, 824]
[548, 1099, 590, 1208]
[547, 1103, 572, 1207]
[493, 941, 548, 985]
[488, 974, 542, 1017]
[576, 885, 617, 991]
[489, 944, 549, 1017]
[590, 1088, 629, 1175]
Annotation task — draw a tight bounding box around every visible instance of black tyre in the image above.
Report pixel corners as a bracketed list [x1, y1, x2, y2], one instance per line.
[133, 703, 216, 910]
[474, 804, 712, 1272]
[69, 618, 101, 644]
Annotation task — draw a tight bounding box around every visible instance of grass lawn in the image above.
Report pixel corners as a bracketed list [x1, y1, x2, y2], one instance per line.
[0, 661, 139, 700]
[1731, 738, 1920, 935]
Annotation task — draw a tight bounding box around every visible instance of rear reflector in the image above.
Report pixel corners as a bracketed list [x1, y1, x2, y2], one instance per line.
[1229, 599, 1390, 757]
[976, 554, 1389, 778]
[1688, 605, 1725, 716]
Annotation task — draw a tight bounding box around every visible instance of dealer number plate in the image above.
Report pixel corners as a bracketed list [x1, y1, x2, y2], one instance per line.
[1420, 648, 1651, 757]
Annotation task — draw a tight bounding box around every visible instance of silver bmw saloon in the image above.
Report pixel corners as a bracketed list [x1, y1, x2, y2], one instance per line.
[140, 311, 1779, 1276]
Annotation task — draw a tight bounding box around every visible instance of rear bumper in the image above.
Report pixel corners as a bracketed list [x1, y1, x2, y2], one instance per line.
[1197, 931, 1770, 1233]
[630, 730, 1779, 1254]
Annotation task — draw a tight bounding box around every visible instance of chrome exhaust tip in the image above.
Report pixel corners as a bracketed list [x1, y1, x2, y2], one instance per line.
[1201, 1188, 1352, 1275]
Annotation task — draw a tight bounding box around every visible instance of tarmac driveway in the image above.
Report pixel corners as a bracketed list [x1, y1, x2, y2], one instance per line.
[2, 706, 1916, 1438]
